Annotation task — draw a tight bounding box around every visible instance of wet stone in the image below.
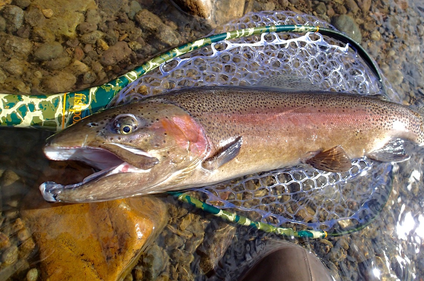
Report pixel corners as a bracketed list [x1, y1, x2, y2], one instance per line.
[332, 14, 362, 43]
[100, 41, 132, 66]
[26, 268, 38, 281]
[14, 0, 30, 8]
[2, 5, 24, 33]
[43, 56, 72, 70]
[77, 22, 97, 34]
[21, 194, 168, 281]
[24, 5, 45, 27]
[33, 42, 64, 61]
[42, 71, 76, 93]
[2, 245, 18, 265]
[80, 30, 103, 44]
[0, 34, 32, 58]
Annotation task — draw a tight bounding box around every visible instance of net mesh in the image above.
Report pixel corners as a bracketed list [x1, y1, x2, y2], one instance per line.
[115, 11, 396, 231]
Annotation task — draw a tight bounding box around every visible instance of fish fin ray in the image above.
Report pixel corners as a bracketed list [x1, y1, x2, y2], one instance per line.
[305, 145, 352, 172]
[202, 136, 242, 170]
[367, 138, 410, 162]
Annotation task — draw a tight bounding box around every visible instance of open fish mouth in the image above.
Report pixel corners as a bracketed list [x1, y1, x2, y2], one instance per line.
[39, 146, 143, 202]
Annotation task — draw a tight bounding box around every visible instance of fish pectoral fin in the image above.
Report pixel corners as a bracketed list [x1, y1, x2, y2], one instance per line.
[304, 145, 352, 172]
[367, 138, 410, 162]
[202, 136, 242, 170]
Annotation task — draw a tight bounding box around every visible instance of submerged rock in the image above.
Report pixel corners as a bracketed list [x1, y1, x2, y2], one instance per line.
[21, 191, 168, 281]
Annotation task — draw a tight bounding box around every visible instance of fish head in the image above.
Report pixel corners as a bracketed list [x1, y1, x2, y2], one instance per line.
[41, 101, 210, 203]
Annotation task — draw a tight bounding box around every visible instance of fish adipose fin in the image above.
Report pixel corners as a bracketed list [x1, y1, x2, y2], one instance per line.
[305, 145, 352, 172]
[367, 138, 410, 162]
[202, 136, 242, 170]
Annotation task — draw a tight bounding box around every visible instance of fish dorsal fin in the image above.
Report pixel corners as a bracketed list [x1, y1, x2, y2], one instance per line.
[202, 136, 242, 170]
[258, 75, 318, 91]
[305, 145, 352, 172]
[367, 138, 410, 162]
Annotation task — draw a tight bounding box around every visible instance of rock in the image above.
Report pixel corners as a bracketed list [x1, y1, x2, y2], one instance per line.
[26, 268, 39, 281]
[157, 26, 180, 46]
[0, 34, 32, 58]
[0, 232, 11, 249]
[24, 5, 45, 27]
[13, 0, 30, 8]
[42, 71, 76, 93]
[332, 14, 362, 43]
[2, 245, 18, 265]
[33, 42, 63, 61]
[370, 29, 381, 41]
[43, 55, 72, 70]
[31, 26, 55, 42]
[135, 9, 164, 33]
[82, 70, 97, 84]
[41, 8, 54, 18]
[315, 2, 326, 15]
[21, 192, 168, 281]
[345, 0, 359, 13]
[3, 58, 26, 75]
[2, 5, 24, 33]
[128, 1, 142, 20]
[0, 68, 6, 83]
[0, 0, 12, 9]
[69, 60, 90, 75]
[100, 41, 132, 66]
[85, 9, 101, 25]
[357, 0, 372, 13]
[98, 0, 125, 17]
[29, 0, 96, 39]
[0, 16, 5, 31]
[80, 30, 104, 44]
[77, 22, 97, 34]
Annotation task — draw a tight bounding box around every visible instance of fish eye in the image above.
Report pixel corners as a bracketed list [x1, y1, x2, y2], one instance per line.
[113, 114, 139, 135]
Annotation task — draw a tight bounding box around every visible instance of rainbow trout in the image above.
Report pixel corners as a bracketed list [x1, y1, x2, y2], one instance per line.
[40, 86, 424, 203]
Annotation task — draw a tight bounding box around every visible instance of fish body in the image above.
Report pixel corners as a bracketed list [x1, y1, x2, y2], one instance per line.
[40, 86, 424, 202]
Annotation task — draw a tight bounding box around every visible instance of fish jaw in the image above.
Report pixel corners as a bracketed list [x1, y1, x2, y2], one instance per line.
[39, 101, 211, 203]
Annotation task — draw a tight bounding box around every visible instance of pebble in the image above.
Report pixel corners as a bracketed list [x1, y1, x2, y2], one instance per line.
[85, 9, 101, 25]
[128, 1, 142, 20]
[33, 42, 64, 61]
[3, 58, 26, 75]
[79, 30, 104, 44]
[24, 5, 45, 27]
[43, 56, 72, 70]
[82, 71, 97, 84]
[100, 41, 132, 66]
[0, 232, 11, 249]
[78, 22, 97, 34]
[0, 34, 32, 58]
[13, 0, 30, 8]
[315, 2, 326, 14]
[96, 38, 109, 51]
[31, 26, 55, 42]
[0, 15, 6, 31]
[370, 29, 381, 41]
[42, 71, 76, 93]
[135, 9, 164, 33]
[2, 245, 18, 265]
[41, 8, 53, 18]
[26, 268, 39, 281]
[358, 0, 372, 13]
[332, 14, 362, 43]
[345, 0, 359, 14]
[2, 5, 24, 33]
